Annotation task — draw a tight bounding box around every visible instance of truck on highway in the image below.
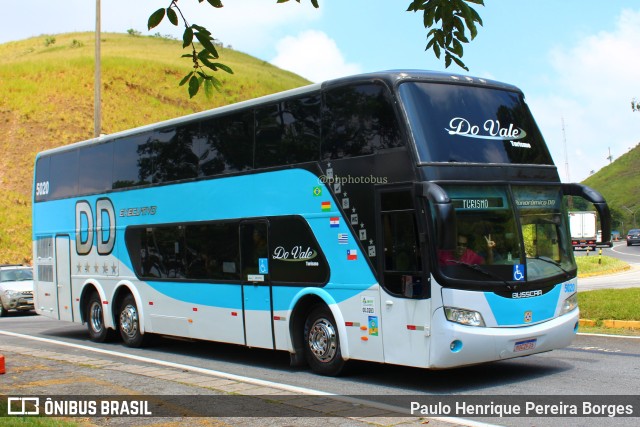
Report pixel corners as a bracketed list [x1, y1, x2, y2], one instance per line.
[569, 211, 597, 250]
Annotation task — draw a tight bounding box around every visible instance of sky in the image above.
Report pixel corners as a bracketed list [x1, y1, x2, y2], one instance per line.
[2, 0, 640, 183]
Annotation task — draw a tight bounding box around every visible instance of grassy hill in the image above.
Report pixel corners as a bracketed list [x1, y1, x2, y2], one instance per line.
[0, 32, 310, 263]
[582, 143, 640, 233]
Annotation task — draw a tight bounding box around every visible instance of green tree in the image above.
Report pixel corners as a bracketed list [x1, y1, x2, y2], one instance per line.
[148, 0, 484, 97]
[633, 98, 639, 112]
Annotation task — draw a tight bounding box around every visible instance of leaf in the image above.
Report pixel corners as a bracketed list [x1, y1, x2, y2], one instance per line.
[207, 0, 224, 8]
[188, 75, 200, 98]
[199, 55, 218, 71]
[167, 8, 178, 26]
[204, 78, 214, 99]
[454, 30, 469, 44]
[310, 0, 320, 8]
[179, 71, 194, 87]
[183, 27, 194, 48]
[211, 62, 233, 74]
[191, 24, 211, 36]
[433, 43, 441, 59]
[195, 32, 219, 58]
[452, 39, 464, 57]
[147, 8, 165, 30]
[451, 54, 469, 71]
[197, 71, 211, 80]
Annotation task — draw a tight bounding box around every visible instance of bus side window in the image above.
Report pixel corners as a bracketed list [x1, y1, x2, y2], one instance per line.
[322, 83, 402, 160]
[199, 111, 254, 175]
[240, 222, 269, 279]
[255, 96, 320, 168]
[379, 191, 428, 298]
[185, 222, 240, 281]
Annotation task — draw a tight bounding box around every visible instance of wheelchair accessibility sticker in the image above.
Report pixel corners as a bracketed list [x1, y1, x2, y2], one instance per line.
[513, 264, 525, 281]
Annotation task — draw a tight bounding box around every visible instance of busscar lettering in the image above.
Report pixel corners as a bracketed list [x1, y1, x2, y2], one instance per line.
[512, 290, 543, 299]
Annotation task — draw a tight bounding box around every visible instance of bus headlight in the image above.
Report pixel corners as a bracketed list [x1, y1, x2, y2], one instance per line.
[444, 307, 485, 327]
[559, 293, 578, 316]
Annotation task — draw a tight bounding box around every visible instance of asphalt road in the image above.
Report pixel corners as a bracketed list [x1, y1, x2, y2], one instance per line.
[1, 314, 639, 426]
[576, 241, 640, 290]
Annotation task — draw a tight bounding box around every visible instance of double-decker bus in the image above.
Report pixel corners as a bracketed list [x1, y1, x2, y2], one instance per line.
[32, 70, 610, 375]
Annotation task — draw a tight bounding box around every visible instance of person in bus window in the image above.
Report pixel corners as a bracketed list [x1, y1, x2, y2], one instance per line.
[439, 234, 495, 265]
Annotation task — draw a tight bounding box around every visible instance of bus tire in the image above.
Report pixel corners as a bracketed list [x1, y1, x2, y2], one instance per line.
[303, 305, 345, 376]
[118, 294, 147, 347]
[86, 292, 111, 342]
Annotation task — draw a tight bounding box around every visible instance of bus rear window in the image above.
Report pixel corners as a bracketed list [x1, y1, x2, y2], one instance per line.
[399, 82, 553, 165]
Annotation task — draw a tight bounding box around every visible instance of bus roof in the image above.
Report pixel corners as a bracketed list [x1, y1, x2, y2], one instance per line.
[36, 69, 521, 158]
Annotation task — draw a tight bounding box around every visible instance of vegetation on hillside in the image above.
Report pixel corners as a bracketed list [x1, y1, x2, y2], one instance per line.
[582, 144, 640, 234]
[0, 32, 310, 263]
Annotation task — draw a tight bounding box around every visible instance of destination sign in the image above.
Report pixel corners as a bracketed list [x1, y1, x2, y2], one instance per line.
[452, 197, 504, 210]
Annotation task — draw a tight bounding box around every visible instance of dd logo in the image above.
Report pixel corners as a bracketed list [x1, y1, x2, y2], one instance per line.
[75, 198, 116, 255]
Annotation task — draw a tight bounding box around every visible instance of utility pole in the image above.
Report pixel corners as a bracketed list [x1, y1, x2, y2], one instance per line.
[607, 147, 613, 164]
[562, 117, 570, 182]
[94, 0, 101, 138]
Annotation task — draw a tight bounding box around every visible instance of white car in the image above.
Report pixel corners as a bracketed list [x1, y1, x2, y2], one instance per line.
[0, 265, 34, 317]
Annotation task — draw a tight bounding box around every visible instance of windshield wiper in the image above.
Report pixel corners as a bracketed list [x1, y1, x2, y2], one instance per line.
[446, 259, 516, 290]
[528, 256, 571, 278]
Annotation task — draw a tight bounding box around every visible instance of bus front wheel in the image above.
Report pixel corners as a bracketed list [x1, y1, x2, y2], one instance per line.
[303, 305, 345, 376]
[118, 294, 147, 347]
[86, 292, 111, 342]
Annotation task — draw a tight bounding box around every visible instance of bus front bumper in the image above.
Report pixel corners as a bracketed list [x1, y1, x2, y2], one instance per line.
[429, 307, 579, 369]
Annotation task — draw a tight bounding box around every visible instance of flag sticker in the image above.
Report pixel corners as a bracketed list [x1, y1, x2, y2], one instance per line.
[338, 233, 348, 245]
[347, 249, 357, 260]
[321, 201, 331, 212]
[330, 217, 340, 227]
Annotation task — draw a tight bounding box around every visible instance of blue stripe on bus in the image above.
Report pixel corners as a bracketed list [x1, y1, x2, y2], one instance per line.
[33, 169, 378, 308]
[483, 285, 562, 325]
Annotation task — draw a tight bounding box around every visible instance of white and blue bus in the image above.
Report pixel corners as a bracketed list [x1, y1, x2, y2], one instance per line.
[33, 70, 610, 375]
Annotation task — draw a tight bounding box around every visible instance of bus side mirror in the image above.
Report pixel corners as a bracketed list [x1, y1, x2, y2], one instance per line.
[416, 182, 456, 250]
[562, 183, 611, 243]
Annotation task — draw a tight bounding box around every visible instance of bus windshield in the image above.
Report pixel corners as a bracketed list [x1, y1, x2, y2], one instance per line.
[436, 185, 575, 285]
[399, 81, 554, 165]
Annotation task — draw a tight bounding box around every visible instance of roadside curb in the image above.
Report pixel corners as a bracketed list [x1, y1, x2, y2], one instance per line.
[579, 318, 640, 330]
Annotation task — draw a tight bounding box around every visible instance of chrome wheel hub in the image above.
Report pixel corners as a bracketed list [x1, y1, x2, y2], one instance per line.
[308, 318, 337, 363]
[119, 304, 139, 339]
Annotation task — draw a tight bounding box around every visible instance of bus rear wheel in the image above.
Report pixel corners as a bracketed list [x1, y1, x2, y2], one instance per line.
[303, 305, 345, 376]
[86, 292, 111, 342]
[118, 294, 148, 347]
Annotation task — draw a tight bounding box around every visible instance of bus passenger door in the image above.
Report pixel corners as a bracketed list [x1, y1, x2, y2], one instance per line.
[55, 235, 73, 322]
[240, 221, 274, 349]
[376, 187, 432, 368]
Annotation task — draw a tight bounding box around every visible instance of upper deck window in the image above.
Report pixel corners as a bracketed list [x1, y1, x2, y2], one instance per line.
[398, 82, 553, 165]
[322, 83, 402, 159]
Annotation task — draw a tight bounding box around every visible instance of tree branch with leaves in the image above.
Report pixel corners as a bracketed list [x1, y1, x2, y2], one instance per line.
[147, 0, 483, 98]
[407, 0, 484, 71]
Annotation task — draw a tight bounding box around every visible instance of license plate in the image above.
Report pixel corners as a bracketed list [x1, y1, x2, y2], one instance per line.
[514, 338, 537, 352]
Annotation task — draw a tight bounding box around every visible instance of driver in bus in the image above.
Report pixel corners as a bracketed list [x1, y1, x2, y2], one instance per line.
[439, 234, 495, 265]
